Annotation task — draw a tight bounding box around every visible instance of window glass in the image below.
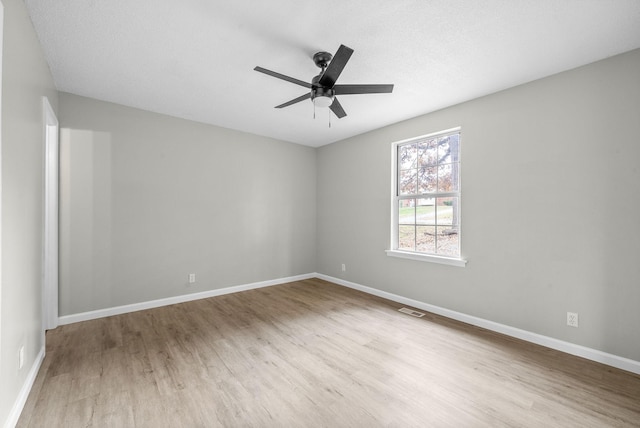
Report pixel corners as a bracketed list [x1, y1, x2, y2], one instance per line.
[393, 130, 461, 258]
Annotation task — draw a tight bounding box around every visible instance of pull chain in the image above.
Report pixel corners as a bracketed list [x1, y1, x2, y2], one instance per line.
[311, 103, 331, 128]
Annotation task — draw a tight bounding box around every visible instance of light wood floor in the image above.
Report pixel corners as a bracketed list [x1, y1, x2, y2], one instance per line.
[18, 278, 640, 427]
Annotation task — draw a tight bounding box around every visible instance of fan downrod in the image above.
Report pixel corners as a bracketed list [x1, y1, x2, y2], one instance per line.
[313, 51, 332, 69]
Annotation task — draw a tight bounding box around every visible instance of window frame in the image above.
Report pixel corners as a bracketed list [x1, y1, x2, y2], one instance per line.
[386, 127, 467, 267]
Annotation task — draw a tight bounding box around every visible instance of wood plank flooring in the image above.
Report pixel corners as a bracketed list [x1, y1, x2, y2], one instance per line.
[18, 278, 640, 427]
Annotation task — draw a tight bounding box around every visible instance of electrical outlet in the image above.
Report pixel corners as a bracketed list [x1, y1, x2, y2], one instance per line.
[341, 264, 346, 272]
[567, 312, 579, 328]
[188, 273, 196, 284]
[19, 346, 25, 370]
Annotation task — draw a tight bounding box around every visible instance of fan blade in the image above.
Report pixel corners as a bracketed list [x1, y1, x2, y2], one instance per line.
[275, 93, 311, 108]
[254, 66, 311, 88]
[319, 45, 354, 88]
[329, 97, 347, 119]
[334, 84, 394, 95]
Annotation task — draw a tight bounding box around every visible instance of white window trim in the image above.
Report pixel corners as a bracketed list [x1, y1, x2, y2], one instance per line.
[388, 127, 467, 267]
[385, 249, 467, 267]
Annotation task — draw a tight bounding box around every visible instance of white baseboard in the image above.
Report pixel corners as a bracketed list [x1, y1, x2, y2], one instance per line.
[316, 273, 640, 375]
[58, 273, 315, 325]
[55, 271, 640, 376]
[4, 346, 45, 428]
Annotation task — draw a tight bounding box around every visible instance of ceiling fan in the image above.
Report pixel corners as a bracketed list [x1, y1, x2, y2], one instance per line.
[254, 44, 394, 119]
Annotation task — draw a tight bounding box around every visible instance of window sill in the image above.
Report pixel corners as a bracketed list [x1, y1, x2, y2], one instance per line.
[385, 250, 467, 267]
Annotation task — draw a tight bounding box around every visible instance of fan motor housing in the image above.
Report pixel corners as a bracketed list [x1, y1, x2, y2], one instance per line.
[311, 74, 335, 102]
[312, 86, 335, 98]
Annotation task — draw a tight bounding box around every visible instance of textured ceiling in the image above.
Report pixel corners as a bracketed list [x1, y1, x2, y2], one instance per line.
[25, 0, 640, 147]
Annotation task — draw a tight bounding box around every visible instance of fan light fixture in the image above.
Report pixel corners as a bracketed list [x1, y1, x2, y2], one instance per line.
[312, 95, 334, 108]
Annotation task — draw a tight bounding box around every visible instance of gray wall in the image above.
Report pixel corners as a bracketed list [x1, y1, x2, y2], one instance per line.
[58, 93, 316, 315]
[317, 49, 640, 361]
[0, 0, 58, 424]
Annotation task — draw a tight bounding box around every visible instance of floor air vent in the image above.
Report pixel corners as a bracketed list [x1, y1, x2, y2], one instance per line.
[398, 307, 425, 317]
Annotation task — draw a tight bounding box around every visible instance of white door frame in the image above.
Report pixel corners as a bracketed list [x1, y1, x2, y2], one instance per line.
[0, 0, 4, 357]
[43, 97, 59, 331]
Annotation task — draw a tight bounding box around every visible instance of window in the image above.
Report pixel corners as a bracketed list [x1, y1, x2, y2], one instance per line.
[387, 128, 465, 266]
